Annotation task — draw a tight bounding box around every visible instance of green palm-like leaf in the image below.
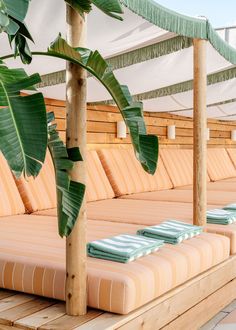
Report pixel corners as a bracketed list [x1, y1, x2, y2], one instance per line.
[64, 0, 123, 20]
[0, 63, 47, 177]
[48, 113, 85, 237]
[46, 35, 158, 174]
[65, 0, 92, 16]
[92, 0, 123, 20]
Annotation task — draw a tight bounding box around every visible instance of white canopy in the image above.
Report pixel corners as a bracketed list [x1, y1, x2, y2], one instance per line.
[1, 0, 236, 120]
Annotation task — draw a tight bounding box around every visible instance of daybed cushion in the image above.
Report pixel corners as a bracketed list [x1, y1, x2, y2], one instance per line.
[177, 181, 236, 191]
[120, 189, 236, 205]
[98, 148, 173, 196]
[160, 149, 210, 188]
[16, 150, 115, 212]
[207, 148, 236, 181]
[0, 215, 229, 314]
[15, 151, 57, 213]
[227, 148, 236, 169]
[0, 153, 25, 216]
[86, 150, 115, 201]
[87, 199, 217, 225]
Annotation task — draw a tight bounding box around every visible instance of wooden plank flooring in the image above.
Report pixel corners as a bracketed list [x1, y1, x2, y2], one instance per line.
[0, 291, 103, 330]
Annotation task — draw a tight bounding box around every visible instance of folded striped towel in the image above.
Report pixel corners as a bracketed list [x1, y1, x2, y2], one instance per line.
[224, 204, 236, 211]
[137, 220, 202, 245]
[207, 209, 236, 225]
[87, 234, 164, 263]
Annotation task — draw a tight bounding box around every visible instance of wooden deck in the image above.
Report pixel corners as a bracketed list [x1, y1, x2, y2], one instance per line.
[1, 256, 236, 330]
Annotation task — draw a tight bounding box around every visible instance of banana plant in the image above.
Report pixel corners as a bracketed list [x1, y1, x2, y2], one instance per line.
[47, 112, 85, 237]
[0, 0, 159, 236]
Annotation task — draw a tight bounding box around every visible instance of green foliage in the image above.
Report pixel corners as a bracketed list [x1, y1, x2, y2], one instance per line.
[0, 62, 47, 177]
[47, 113, 85, 237]
[65, 0, 123, 20]
[0, 0, 33, 64]
[47, 35, 158, 174]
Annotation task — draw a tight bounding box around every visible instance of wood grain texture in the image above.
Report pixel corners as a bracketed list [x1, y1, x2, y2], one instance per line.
[193, 39, 207, 226]
[65, 5, 87, 316]
[45, 100, 236, 148]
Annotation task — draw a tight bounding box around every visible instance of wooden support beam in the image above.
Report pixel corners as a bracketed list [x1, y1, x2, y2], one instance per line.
[193, 39, 207, 226]
[66, 5, 87, 316]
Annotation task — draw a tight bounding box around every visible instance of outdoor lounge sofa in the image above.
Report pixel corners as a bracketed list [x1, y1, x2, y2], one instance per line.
[0, 147, 235, 315]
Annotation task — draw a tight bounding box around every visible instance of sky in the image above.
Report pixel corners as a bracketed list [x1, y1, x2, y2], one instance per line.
[155, 0, 236, 28]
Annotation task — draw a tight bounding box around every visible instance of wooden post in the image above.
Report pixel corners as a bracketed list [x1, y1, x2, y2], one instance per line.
[193, 39, 207, 226]
[65, 5, 87, 316]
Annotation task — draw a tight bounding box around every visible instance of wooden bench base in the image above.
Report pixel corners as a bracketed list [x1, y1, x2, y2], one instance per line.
[0, 256, 236, 329]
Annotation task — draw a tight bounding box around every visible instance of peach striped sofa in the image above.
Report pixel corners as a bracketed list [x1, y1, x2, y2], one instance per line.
[1, 147, 236, 314]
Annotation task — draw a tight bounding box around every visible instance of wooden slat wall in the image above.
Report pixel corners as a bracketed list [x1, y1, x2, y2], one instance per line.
[45, 98, 236, 148]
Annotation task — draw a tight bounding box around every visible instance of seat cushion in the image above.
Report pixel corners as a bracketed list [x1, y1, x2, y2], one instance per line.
[207, 148, 236, 181]
[0, 153, 25, 216]
[0, 215, 229, 314]
[160, 149, 210, 188]
[16, 150, 115, 213]
[120, 189, 236, 206]
[177, 181, 236, 191]
[87, 199, 218, 225]
[98, 148, 173, 196]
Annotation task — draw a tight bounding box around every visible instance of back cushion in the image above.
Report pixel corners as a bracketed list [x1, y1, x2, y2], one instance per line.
[16, 150, 115, 212]
[86, 150, 115, 202]
[97, 148, 173, 196]
[0, 153, 25, 216]
[160, 149, 194, 187]
[207, 148, 236, 181]
[15, 151, 57, 213]
[227, 149, 236, 169]
[160, 149, 210, 187]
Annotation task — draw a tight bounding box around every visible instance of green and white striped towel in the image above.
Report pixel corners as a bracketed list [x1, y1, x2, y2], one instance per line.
[87, 234, 164, 263]
[137, 220, 202, 245]
[207, 209, 236, 225]
[223, 204, 236, 211]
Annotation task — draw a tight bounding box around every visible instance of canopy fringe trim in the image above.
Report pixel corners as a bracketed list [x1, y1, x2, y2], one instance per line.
[121, 0, 236, 64]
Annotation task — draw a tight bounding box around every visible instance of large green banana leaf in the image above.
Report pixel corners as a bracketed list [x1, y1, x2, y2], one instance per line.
[37, 35, 158, 174]
[0, 0, 33, 64]
[0, 63, 47, 177]
[47, 112, 85, 237]
[65, 0, 123, 20]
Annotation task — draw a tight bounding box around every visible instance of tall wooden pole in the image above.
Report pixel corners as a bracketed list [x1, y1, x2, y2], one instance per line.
[193, 39, 207, 227]
[66, 5, 87, 316]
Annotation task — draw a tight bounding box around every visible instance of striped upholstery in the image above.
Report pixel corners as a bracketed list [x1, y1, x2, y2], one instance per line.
[86, 150, 115, 202]
[177, 181, 236, 191]
[227, 148, 236, 169]
[17, 150, 115, 212]
[0, 153, 25, 216]
[121, 189, 236, 206]
[207, 148, 236, 181]
[0, 215, 229, 314]
[98, 148, 173, 196]
[15, 151, 57, 213]
[161, 149, 210, 188]
[87, 199, 218, 225]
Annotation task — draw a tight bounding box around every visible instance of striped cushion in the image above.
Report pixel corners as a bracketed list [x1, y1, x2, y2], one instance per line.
[0, 153, 25, 216]
[86, 150, 115, 202]
[161, 149, 210, 187]
[16, 150, 115, 212]
[15, 151, 56, 213]
[227, 148, 236, 169]
[0, 215, 229, 314]
[98, 148, 173, 196]
[207, 148, 236, 181]
[87, 199, 218, 225]
[121, 189, 236, 206]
